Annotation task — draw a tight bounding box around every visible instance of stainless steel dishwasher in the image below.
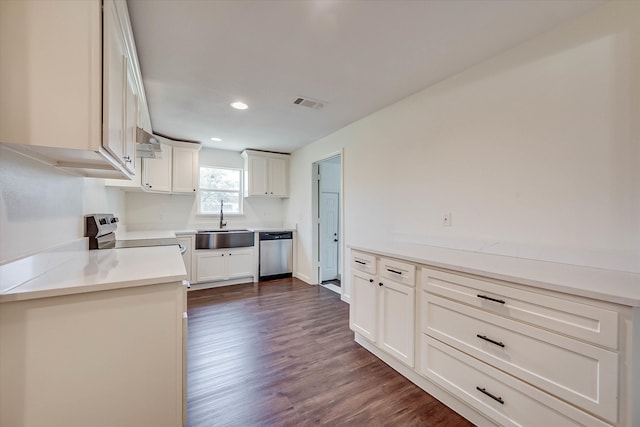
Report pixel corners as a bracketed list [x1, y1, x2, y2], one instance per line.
[259, 232, 293, 281]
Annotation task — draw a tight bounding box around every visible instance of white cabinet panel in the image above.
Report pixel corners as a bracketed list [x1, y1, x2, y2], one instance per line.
[422, 268, 619, 349]
[103, 0, 126, 165]
[227, 249, 253, 279]
[195, 248, 254, 284]
[0, 282, 185, 427]
[421, 336, 611, 427]
[268, 157, 288, 197]
[350, 251, 416, 367]
[423, 292, 618, 423]
[379, 279, 415, 367]
[177, 236, 194, 283]
[143, 143, 172, 193]
[123, 65, 138, 175]
[0, 0, 149, 179]
[241, 150, 289, 197]
[172, 146, 199, 193]
[350, 269, 378, 342]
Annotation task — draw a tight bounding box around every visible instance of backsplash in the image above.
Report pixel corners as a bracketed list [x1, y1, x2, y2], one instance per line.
[0, 147, 125, 264]
[124, 190, 285, 231]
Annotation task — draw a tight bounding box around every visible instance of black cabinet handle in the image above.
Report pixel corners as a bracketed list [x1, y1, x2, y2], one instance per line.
[477, 334, 505, 348]
[387, 268, 402, 275]
[378, 282, 383, 287]
[477, 294, 505, 304]
[369, 279, 374, 283]
[476, 387, 504, 404]
[355, 260, 366, 265]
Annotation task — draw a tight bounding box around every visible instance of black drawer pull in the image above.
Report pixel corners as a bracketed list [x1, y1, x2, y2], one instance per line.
[476, 387, 504, 404]
[355, 260, 366, 265]
[476, 334, 505, 348]
[477, 294, 505, 304]
[369, 279, 374, 283]
[387, 268, 402, 275]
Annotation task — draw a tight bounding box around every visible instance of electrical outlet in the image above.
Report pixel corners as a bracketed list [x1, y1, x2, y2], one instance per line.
[443, 212, 452, 227]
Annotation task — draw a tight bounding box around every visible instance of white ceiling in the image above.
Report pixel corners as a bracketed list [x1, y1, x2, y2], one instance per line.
[127, 0, 603, 153]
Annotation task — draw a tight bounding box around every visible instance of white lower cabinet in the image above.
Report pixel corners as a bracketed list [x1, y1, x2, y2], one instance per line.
[350, 251, 415, 368]
[379, 277, 415, 367]
[0, 282, 186, 427]
[349, 249, 636, 427]
[350, 269, 378, 342]
[176, 236, 194, 283]
[195, 248, 253, 284]
[421, 336, 611, 427]
[423, 292, 618, 422]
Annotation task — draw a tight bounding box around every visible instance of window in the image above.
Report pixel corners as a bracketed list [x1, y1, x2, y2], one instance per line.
[199, 166, 243, 215]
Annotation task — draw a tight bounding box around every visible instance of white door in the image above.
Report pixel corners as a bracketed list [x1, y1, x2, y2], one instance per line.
[320, 192, 339, 281]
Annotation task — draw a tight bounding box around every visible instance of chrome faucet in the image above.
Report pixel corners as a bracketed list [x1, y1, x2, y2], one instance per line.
[219, 200, 227, 229]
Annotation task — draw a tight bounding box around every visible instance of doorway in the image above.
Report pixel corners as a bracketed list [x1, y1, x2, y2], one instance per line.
[312, 153, 342, 296]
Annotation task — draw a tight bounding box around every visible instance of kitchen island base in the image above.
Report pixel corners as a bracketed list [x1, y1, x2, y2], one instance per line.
[0, 281, 186, 427]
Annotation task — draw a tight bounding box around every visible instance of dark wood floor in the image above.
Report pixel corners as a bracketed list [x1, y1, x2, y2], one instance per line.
[186, 278, 474, 427]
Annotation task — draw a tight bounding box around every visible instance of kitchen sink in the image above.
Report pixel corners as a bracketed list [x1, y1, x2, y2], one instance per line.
[195, 230, 254, 249]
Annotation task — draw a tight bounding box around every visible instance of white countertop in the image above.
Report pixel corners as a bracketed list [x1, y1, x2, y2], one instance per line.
[0, 244, 187, 303]
[350, 243, 640, 307]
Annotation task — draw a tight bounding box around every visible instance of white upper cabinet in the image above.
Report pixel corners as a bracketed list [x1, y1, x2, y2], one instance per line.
[0, 0, 150, 179]
[141, 140, 201, 194]
[172, 145, 199, 194]
[143, 143, 172, 193]
[241, 150, 290, 198]
[103, 0, 127, 167]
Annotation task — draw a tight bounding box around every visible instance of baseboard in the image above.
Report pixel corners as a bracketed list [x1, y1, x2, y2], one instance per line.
[294, 272, 312, 285]
[188, 277, 253, 291]
[353, 333, 493, 427]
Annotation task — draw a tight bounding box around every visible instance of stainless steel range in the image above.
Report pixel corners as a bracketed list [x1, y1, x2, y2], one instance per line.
[85, 213, 185, 253]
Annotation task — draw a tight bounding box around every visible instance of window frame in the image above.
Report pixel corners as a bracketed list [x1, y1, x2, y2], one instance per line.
[197, 165, 244, 216]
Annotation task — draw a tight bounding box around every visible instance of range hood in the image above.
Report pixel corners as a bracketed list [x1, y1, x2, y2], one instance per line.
[136, 127, 162, 158]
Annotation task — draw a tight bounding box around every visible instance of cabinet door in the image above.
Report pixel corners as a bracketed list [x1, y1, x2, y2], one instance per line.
[143, 143, 172, 192]
[247, 155, 269, 196]
[379, 279, 415, 367]
[123, 65, 138, 175]
[172, 146, 198, 193]
[177, 237, 193, 283]
[102, 0, 127, 165]
[350, 269, 378, 342]
[195, 251, 226, 282]
[226, 249, 254, 279]
[268, 157, 288, 197]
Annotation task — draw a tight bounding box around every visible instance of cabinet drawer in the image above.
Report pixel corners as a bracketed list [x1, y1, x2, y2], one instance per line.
[380, 257, 415, 287]
[423, 293, 618, 423]
[422, 268, 618, 349]
[352, 251, 377, 275]
[420, 336, 612, 427]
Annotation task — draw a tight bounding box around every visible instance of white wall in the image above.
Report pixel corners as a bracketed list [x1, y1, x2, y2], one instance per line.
[285, 1, 640, 296]
[0, 147, 125, 263]
[125, 147, 285, 231]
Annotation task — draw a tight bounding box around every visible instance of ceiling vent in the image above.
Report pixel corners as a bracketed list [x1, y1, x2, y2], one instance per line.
[293, 96, 325, 110]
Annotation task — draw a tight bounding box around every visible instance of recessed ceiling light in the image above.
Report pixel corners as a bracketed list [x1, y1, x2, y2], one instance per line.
[210, 137, 222, 142]
[230, 101, 248, 110]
